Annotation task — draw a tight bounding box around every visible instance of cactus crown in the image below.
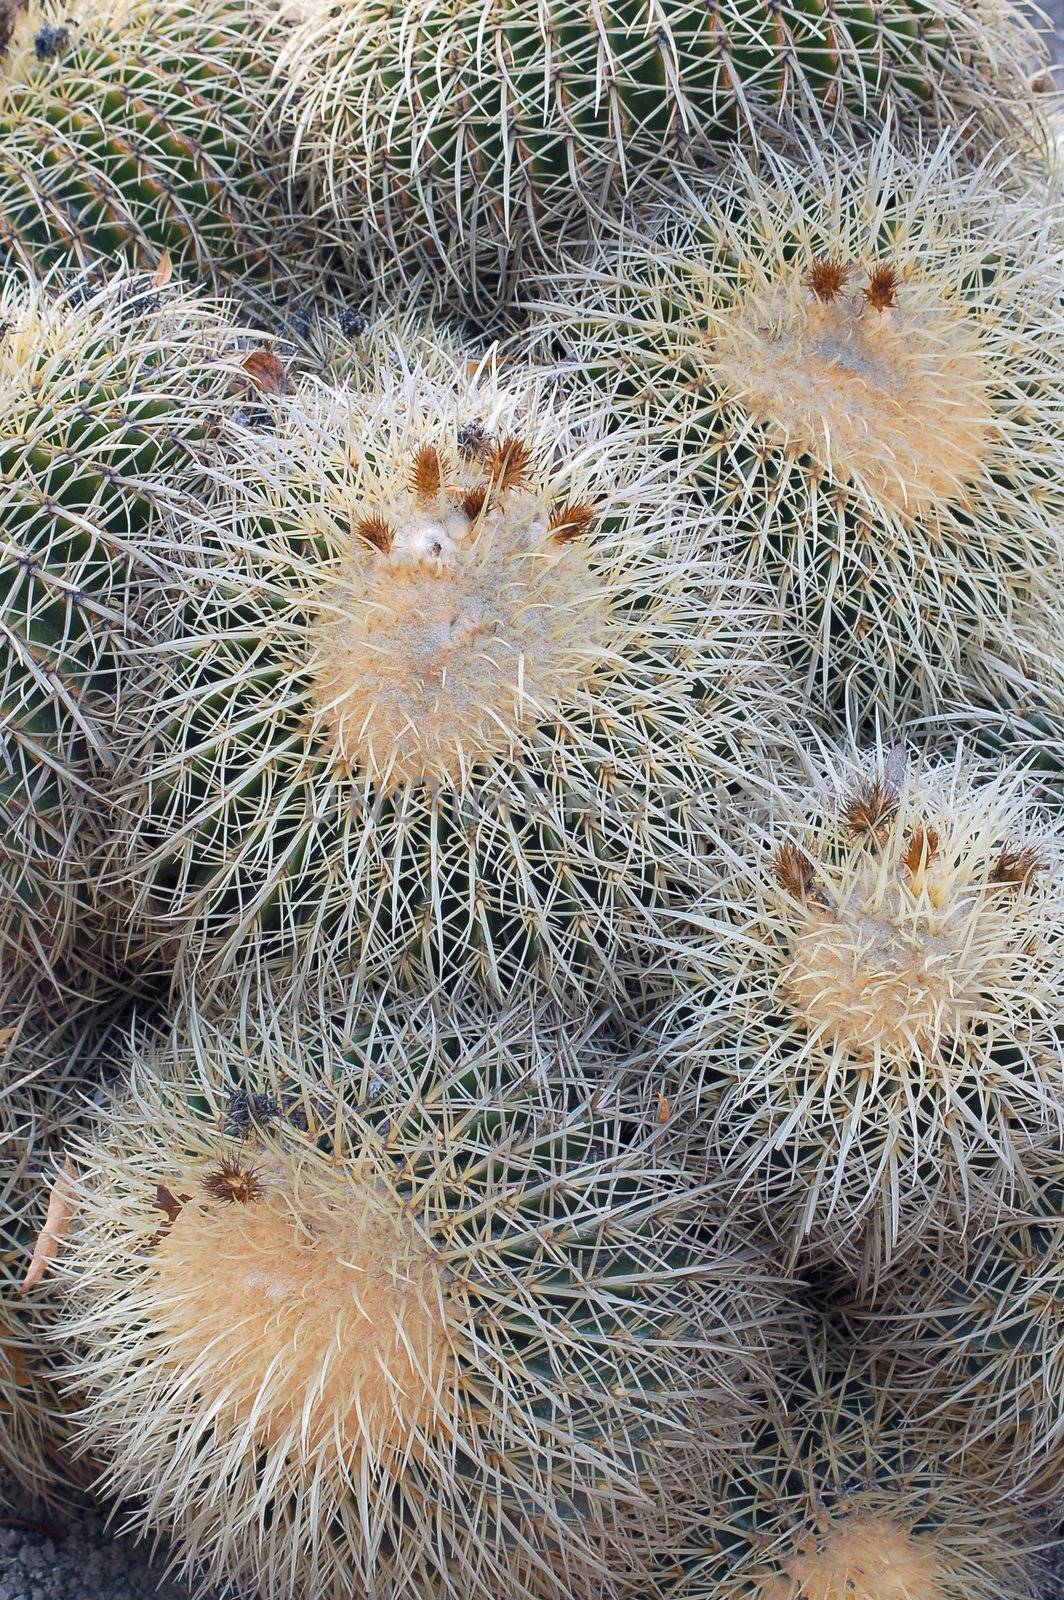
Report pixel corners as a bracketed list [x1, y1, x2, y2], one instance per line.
[774, 761, 1047, 1062]
[150, 1143, 455, 1457]
[711, 250, 991, 518]
[304, 395, 607, 786]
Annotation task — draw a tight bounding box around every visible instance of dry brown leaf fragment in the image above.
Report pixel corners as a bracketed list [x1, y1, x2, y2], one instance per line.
[0, 1024, 17, 1049]
[242, 348, 289, 396]
[150, 248, 173, 288]
[20, 1157, 76, 1295]
[657, 1092, 671, 1125]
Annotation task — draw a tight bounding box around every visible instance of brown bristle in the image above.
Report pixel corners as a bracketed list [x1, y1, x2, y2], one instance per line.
[773, 841, 819, 902]
[902, 824, 939, 876]
[488, 435, 532, 494]
[411, 445, 444, 504]
[989, 843, 1045, 888]
[843, 777, 899, 845]
[152, 1184, 186, 1224]
[202, 1157, 265, 1206]
[354, 514, 395, 554]
[460, 485, 488, 522]
[804, 257, 850, 303]
[864, 264, 899, 312]
[548, 501, 597, 544]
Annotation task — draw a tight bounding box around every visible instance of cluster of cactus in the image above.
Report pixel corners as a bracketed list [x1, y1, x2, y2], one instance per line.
[1, 0, 1063, 1595]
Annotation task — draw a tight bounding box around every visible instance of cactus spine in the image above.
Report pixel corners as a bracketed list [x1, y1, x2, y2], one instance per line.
[0, 0, 303, 294]
[663, 1342, 1045, 1600]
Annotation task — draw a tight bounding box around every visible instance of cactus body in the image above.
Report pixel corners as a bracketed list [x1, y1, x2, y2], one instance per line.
[0, 269, 236, 988]
[0, 0, 300, 295]
[656, 745, 1064, 1282]
[102, 339, 787, 1004]
[52, 996, 791, 1600]
[529, 135, 1064, 723]
[663, 1346, 1044, 1600]
[849, 1164, 1064, 1502]
[1, 979, 118, 1502]
[270, 0, 1045, 303]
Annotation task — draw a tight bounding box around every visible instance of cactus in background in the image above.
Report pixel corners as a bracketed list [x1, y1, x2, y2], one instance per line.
[101, 336, 788, 1004]
[0, 267, 238, 990]
[662, 1341, 1045, 1600]
[1, 978, 119, 1502]
[654, 745, 1064, 1283]
[529, 133, 1064, 724]
[51, 996, 794, 1600]
[0, 0, 307, 296]
[268, 0, 1046, 304]
[846, 1159, 1064, 1503]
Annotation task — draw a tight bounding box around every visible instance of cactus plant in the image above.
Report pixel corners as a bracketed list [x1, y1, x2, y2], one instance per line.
[267, 0, 1046, 305]
[662, 1340, 1045, 1600]
[529, 132, 1064, 723]
[51, 995, 794, 1600]
[0, 267, 240, 991]
[1, 977, 118, 1502]
[654, 744, 1064, 1283]
[101, 337, 788, 1004]
[0, 0, 313, 298]
[845, 1158, 1064, 1502]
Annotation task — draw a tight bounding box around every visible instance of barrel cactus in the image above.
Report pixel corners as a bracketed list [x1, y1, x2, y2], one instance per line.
[662, 1342, 1046, 1600]
[847, 1159, 1064, 1502]
[654, 744, 1064, 1282]
[51, 995, 792, 1600]
[0, 0, 308, 296]
[1, 977, 117, 1502]
[0, 267, 238, 990]
[529, 133, 1064, 723]
[268, 0, 1045, 304]
[102, 337, 787, 1004]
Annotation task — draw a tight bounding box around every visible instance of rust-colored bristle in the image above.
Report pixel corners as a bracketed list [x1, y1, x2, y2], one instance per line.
[460, 485, 488, 521]
[411, 445, 444, 504]
[805, 257, 850, 303]
[548, 501, 597, 544]
[202, 1157, 265, 1206]
[354, 514, 395, 554]
[864, 264, 899, 311]
[903, 823, 939, 876]
[989, 843, 1045, 888]
[773, 841, 819, 902]
[843, 777, 899, 845]
[489, 435, 532, 494]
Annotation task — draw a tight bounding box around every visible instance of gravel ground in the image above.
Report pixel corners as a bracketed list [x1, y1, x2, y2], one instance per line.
[2, 10, 1063, 1600]
[0, 1480, 202, 1600]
